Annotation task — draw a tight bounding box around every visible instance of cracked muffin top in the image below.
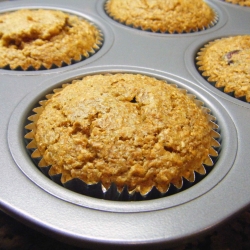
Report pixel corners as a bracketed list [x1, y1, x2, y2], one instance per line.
[34, 73, 216, 195]
[105, 0, 216, 33]
[0, 9, 102, 70]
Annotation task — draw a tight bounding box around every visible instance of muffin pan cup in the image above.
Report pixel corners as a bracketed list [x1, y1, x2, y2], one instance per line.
[0, 8, 104, 71]
[1, 0, 250, 249]
[24, 76, 221, 201]
[194, 35, 250, 103]
[104, 0, 219, 34]
[1, 46, 103, 71]
[195, 73, 249, 103]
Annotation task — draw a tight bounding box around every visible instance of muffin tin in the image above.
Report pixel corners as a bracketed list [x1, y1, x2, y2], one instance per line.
[1, 0, 250, 249]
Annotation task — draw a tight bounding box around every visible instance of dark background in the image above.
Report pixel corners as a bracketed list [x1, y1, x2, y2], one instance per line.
[1, 208, 250, 250]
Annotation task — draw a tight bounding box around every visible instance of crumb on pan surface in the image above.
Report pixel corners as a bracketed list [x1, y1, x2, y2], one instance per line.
[224, 0, 250, 6]
[105, 0, 216, 33]
[0, 9, 102, 70]
[197, 35, 250, 102]
[33, 74, 216, 195]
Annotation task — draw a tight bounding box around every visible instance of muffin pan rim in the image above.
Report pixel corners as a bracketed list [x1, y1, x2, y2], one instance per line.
[8, 65, 237, 213]
[0, 5, 115, 76]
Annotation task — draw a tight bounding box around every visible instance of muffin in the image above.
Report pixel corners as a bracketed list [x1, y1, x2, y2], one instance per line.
[0, 9, 103, 70]
[25, 73, 220, 198]
[223, 0, 250, 6]
[105, 0, 217, 33]
[196, 35, 250, 102]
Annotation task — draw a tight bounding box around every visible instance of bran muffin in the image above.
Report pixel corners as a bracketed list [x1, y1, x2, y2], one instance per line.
[0, 9, 103, 70]
[223, 0, 250, 6]
[196, 35, 250, 102]
[105, 0, 217, 33]
[26, 73, 219, 197]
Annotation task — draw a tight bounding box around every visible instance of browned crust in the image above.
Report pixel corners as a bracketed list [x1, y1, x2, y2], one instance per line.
[29, 74, 218, 195]
[196, 35, 250, 102]
[105, 0, 216, 33]
[0, 9, 102, 70]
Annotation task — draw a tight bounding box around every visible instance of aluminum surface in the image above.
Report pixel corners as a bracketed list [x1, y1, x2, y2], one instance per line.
[1, 0, 250, 249]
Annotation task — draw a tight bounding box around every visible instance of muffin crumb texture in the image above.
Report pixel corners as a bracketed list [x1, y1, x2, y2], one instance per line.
[34, 74, 216, 195]
[0, 9, 102, 70]
[105, 0, 216, 33]
[197, 35, 250, 102]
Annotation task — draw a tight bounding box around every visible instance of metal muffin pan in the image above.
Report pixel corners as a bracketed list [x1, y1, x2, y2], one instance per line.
[1, 0, 250, 249]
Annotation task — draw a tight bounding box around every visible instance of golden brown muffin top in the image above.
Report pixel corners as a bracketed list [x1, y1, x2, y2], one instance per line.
[0, 9, 67, 45]
[34, 74, 215, 195]
[105, 0, 216, 33]
[197, 35, 250, 102]
[0, 9, 102, 70]
[224, 0, 250, 6]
